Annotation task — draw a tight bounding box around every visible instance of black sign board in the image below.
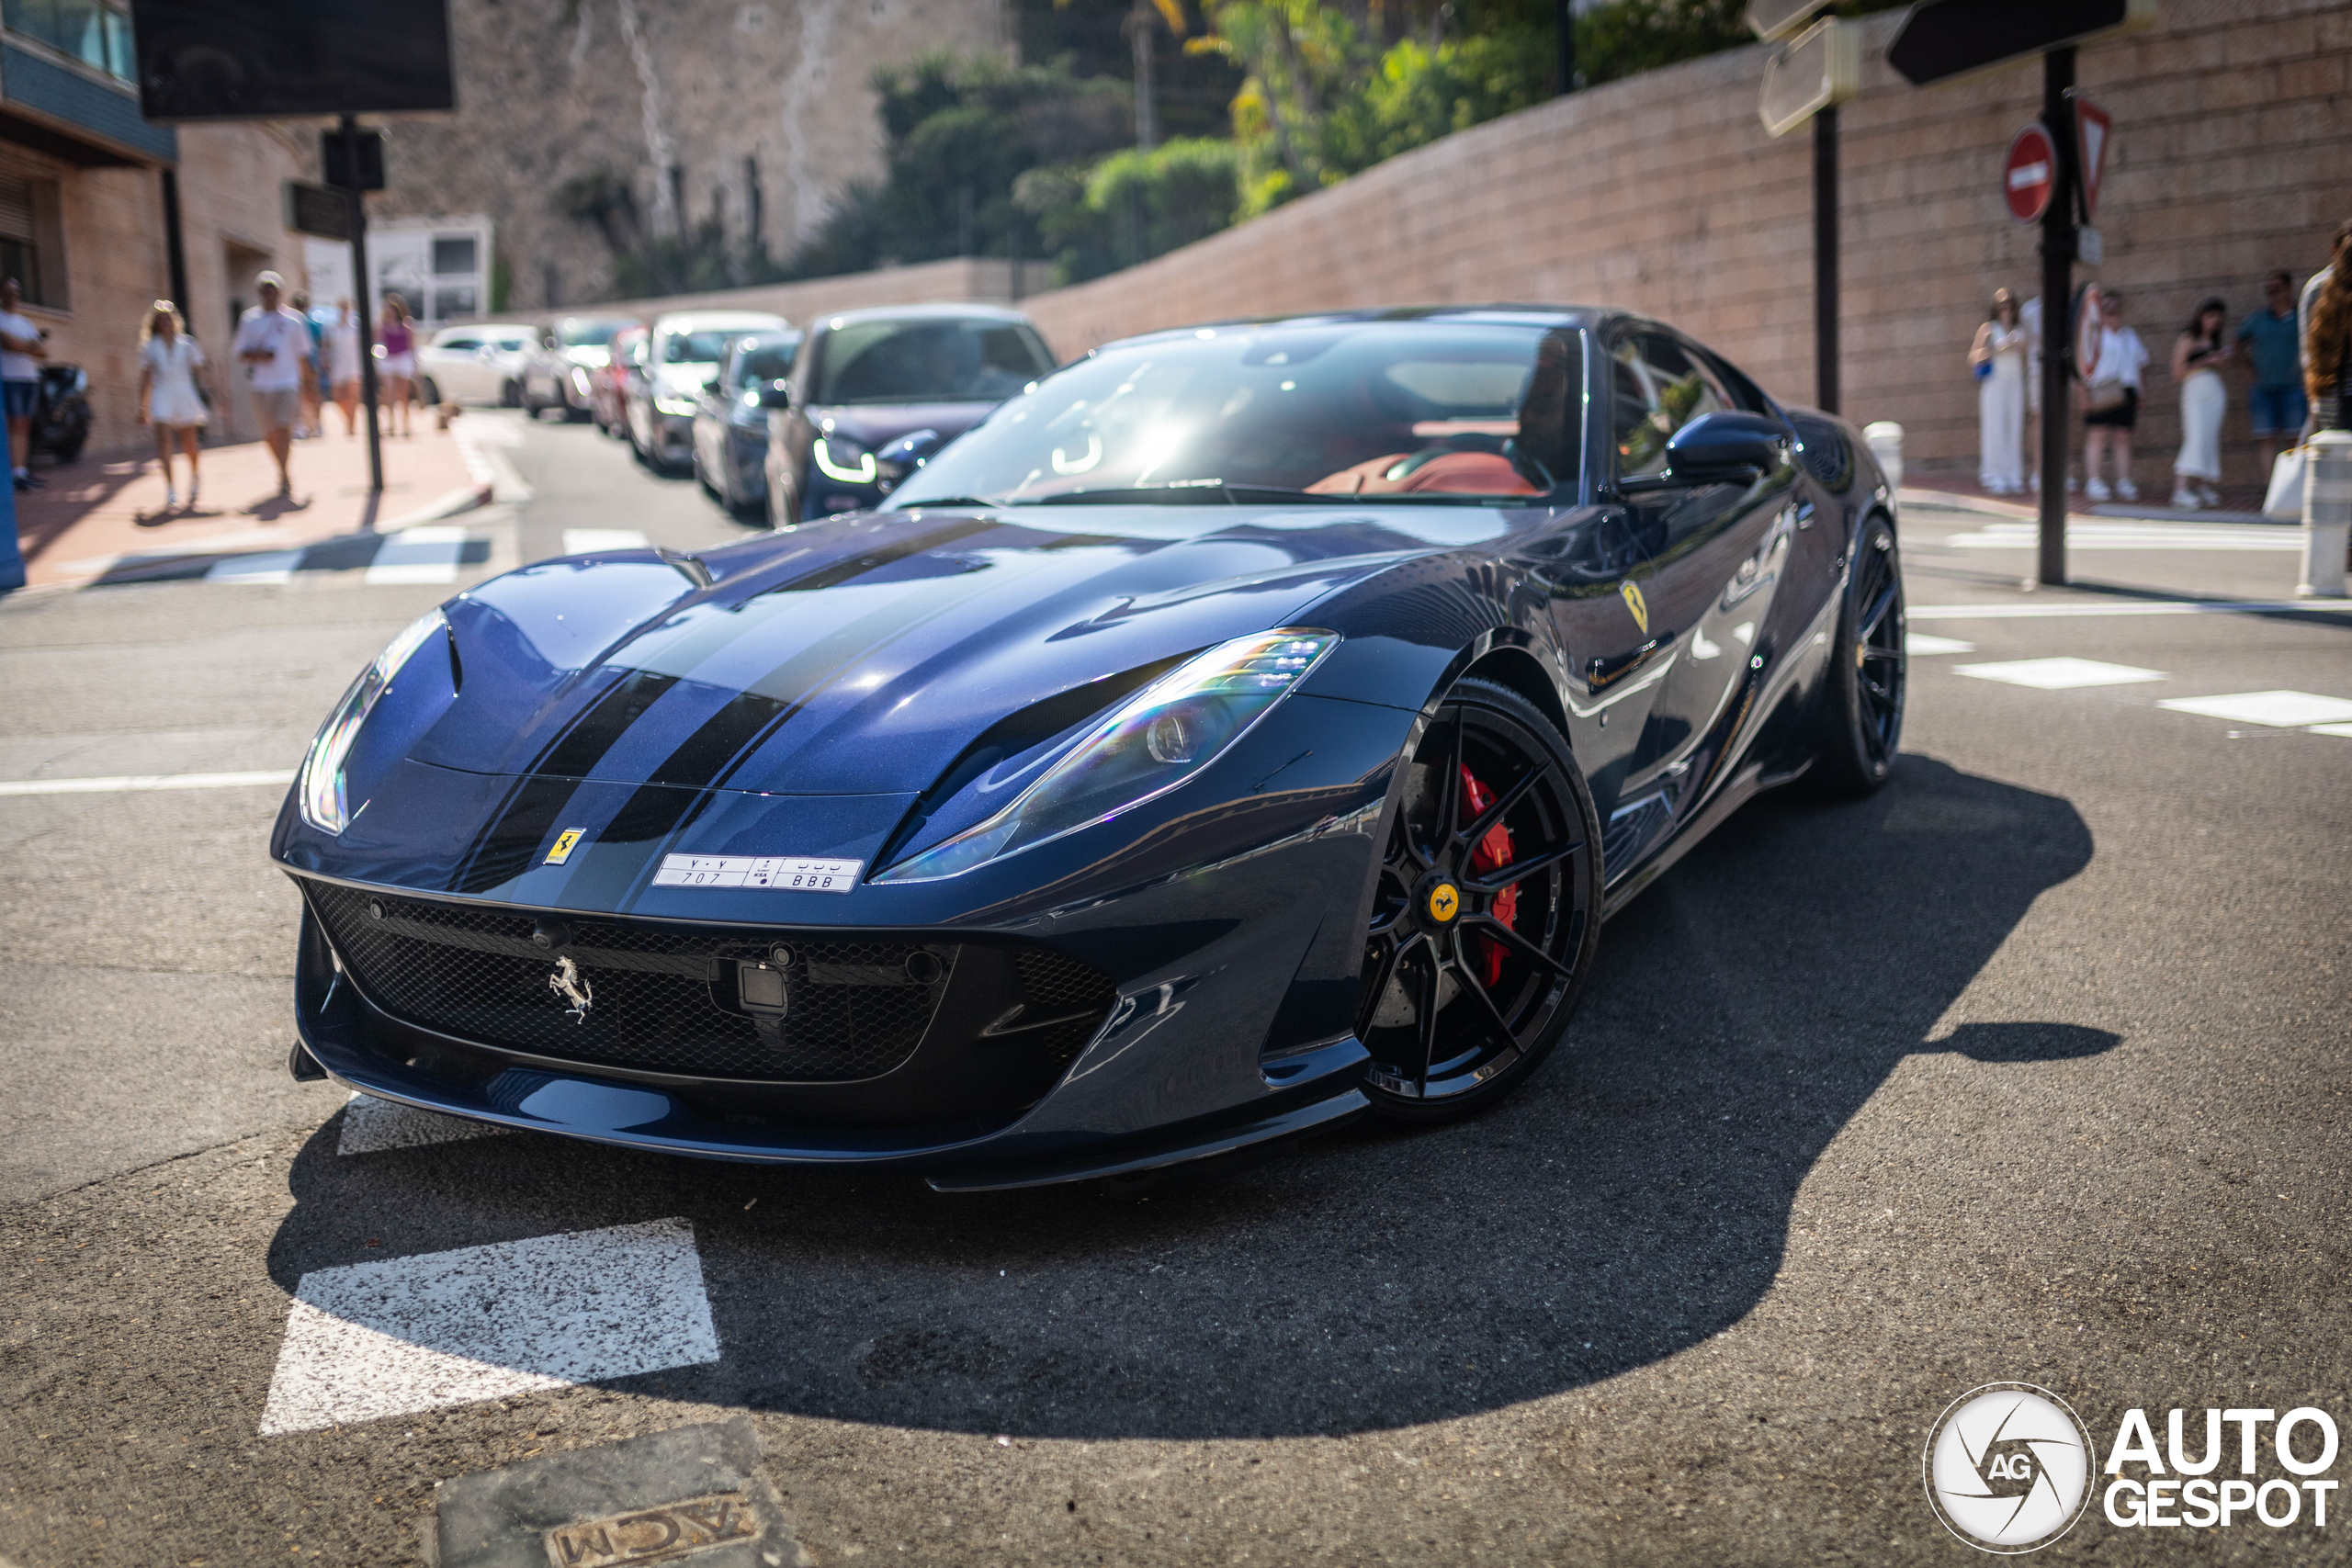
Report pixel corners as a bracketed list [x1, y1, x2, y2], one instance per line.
[286, 182, 351, 241]
[1888, 0, 2149, 87]
[131, 0, 454, 121]
[322, 128, 386, 192]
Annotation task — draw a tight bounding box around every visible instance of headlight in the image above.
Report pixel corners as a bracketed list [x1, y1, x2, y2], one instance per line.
[812, 435, 876, 485]
[654, 394, 697, 416]
[299, 609, 447, 835]
[570, 367, 592, 395]
[874, 629, 1338, 882]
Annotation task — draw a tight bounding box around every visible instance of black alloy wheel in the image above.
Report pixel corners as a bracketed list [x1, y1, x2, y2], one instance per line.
[1807, 513, 1905, 796]
[1356, 676, 1602, 1122]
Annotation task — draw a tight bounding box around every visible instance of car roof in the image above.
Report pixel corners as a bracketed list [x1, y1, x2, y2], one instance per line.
[1095, 306, 1607, 355]
[655, 310, 789, 333]
[807, 302, 1040, 333]
[436, 322, 536, 339]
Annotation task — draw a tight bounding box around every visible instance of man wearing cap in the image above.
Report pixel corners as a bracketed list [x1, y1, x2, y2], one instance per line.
[232, 269, 308, 501]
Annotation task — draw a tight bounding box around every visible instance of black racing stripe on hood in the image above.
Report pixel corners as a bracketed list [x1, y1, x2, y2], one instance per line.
[757, 517, 1002, 595]
[449, 669, 684, 894]
[644, 689, 795, 789]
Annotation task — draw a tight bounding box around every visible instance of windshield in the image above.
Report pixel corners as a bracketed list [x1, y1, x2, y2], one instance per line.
[560, 319, 632, 347]
[810, 317, 1052, 405]
[730, 334, 800, 386]
[663, 330, 739, 365]
[888, 321, 1583, 506]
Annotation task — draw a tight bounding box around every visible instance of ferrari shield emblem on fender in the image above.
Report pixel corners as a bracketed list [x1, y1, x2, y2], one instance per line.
[548, 955, 594, 1021]
[545, 828, 587, 865]
[1620, 580, 1649, 636]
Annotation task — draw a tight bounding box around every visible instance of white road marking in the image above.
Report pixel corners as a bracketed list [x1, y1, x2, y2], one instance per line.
[2157, 691, 2352, 728]
[0, 769, 290, 796]
[1954, 658, 2166, 690]
[1910, 600, 2352, 621]
[2311, 723, 2352, 739]
[257, 1218, 719, 1436]
[1905, 634, 1976, 655]
[562, 528, 650, 555]
[1939, 520, 2302, 551]
[337, 1092, 508, 1155]
[364, 525, 468, 585]
[205, 549, 302, 584]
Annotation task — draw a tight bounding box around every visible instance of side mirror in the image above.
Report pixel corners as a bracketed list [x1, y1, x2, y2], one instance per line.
[878, 429, 942, 467]
[1660, 411, 1789, 482]
[752, 379, 793, 410]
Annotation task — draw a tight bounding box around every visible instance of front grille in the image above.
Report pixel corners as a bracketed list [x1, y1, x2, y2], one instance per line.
[305, 880, 956, 1081]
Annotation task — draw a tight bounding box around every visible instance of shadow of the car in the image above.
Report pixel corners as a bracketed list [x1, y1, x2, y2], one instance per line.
[267, 753, 2110, 1439]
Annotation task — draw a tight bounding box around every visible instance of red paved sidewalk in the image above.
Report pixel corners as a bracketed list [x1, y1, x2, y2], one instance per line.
[14, 418, 490, 589]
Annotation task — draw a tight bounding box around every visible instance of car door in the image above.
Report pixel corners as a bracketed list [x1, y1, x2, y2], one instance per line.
[1611, 332, 1799, 840]
[421, 333, 478, 400]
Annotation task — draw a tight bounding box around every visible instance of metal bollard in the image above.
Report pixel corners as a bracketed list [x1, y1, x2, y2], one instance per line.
[2301, 429, 2352, 599]
[1863, 421, 1904, 494]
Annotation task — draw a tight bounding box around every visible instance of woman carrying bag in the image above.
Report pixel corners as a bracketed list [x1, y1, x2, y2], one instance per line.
[1970, 289, 2029, 494]
[136, 299, 215, 514]
[2170, 298, 2231, 510]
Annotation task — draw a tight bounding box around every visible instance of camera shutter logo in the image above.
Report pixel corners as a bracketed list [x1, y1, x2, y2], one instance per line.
[1923, 1383, 2092, 1553]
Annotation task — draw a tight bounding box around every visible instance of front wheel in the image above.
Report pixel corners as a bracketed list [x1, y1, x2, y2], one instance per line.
[1806, 513, 1905, 796]
[1356, 676, 1602, 1122]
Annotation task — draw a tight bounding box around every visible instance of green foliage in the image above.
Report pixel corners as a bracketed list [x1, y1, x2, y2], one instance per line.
[1572, 0, 1748, 86]
[1019, 136, 1242, 284]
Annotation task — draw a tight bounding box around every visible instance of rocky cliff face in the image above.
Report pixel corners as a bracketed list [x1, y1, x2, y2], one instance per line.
[376, 0, 1011, 310]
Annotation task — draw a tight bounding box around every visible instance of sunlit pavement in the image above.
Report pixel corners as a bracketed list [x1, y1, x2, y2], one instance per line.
[2, 414, 2347, 1564]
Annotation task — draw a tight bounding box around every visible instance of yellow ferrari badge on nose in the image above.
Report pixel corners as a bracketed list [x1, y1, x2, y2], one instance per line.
[545, 828, 586, 865]
[1620, 580, 1649, 636]
[1428, 883, 1460, 922]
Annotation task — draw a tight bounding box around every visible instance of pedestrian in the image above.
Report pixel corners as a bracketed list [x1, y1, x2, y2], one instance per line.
[1970, 288, 2029, 494]
[325, 296, 364, 436]
[2082, 287, 2148, 502]
[2307, 231, 2352, 434]
[2301, 220, 2351, 435]
[2169, 297, 2231, 510]
[2236, 271, 2305, 478]
[136, 299, 213, 513]
[378, 293, 416, 437]
[0, 276, 48, 491]
[232, 269, 309, 501]
[291, 289, 323, 438]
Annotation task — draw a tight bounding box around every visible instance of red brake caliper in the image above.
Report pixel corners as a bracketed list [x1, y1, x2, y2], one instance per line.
[1457, 764, 1517, 987]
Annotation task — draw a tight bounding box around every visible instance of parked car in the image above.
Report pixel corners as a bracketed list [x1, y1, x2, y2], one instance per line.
[522, 315, 639, 421]
[690, 328, 802, 517]
[591, 324, 649, 437]
[272, 304, 1902, 1187]
[627, 310, 786, 472]
[764, 305, 1053, 524]
[414, 322, 538, 407]
[30, 362, 89, 465]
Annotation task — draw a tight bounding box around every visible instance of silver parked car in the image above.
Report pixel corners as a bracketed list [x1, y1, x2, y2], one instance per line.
[627, 309, 786, 471]
[522, 315, 639, 422]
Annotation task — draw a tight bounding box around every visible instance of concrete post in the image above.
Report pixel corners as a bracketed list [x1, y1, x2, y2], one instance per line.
[1863, 421, 1904, 493]
[2301, 430, 2352, 600]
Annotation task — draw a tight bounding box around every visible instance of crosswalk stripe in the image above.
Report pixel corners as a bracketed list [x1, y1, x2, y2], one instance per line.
[1953, 658, 2166, 689]
[204, 549, 302, 584]
[2156, 691, 2352, 728]
[1910, 600, 2352, 621]
[258, 1218, 719, 1436]
[364, 525, 469, 586]
[1940, 521, 2302, 551]
[337, 1093, 510, 1155]
[0, 769, 290, 796]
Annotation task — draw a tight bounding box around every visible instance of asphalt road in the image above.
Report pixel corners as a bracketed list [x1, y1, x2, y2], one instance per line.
[2, 412, 2348, 1565]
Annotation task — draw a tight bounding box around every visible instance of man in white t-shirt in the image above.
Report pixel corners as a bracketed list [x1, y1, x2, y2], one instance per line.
[0, 276, 48, 492]
[232, 270, 308, 499]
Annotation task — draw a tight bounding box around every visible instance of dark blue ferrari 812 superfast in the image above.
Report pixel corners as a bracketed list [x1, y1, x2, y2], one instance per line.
[274, 307, 1905, 1190]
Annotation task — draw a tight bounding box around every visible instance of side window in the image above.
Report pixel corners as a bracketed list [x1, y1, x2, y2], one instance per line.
[1611, 334, 1728, 480]
[439, 335, 481, 354]
[1695, 345, 1770, 413]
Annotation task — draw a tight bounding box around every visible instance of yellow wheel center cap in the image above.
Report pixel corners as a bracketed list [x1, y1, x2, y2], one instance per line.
[1427, 883, 1460, 922]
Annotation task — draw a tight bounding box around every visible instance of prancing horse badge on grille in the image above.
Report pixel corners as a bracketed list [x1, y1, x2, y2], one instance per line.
[547, 955, 594, 1021]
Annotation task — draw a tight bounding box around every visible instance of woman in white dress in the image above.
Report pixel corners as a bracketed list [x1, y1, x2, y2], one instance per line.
[1969, 288, 2029, 493]
[2169, 297, 2231, 510]
[135, 299, 213, 513]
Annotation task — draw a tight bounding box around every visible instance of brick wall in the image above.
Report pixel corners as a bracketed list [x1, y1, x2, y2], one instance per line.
[1010, 0, 2347, 492]
[571, 257, 1022, 326]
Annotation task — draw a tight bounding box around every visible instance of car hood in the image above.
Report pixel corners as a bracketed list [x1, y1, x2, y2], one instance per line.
[413, 503, 1510, 797]
[808, 402, 996, 451]
[653, 364, 714, 399]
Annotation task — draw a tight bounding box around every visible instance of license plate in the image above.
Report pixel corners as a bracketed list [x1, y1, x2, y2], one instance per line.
[651, 854, 861, 892]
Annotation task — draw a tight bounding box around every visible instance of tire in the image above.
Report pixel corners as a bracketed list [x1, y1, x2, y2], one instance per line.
[52, 434, 85, 465]
[1806, 513, 1905, 796]
[500, 378, 522, 409]
[419, 377, 441, 408]
[1356, 675, 1603, 1123]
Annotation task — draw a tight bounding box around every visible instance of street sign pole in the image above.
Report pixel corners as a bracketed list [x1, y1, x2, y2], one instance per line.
[332, 115, 384, 499]
[2037, 48, 2075, 587]
[1814, 104, 1838, 412]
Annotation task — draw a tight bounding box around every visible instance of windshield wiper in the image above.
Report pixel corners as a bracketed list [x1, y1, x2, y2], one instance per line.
[888, 496, 1000, 511]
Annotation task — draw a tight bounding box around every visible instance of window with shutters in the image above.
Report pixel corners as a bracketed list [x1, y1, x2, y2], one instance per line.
[0, 170, 63, 309]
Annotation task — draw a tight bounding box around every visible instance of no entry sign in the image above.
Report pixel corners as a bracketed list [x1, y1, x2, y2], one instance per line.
[2005, 122, 2056, 223]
